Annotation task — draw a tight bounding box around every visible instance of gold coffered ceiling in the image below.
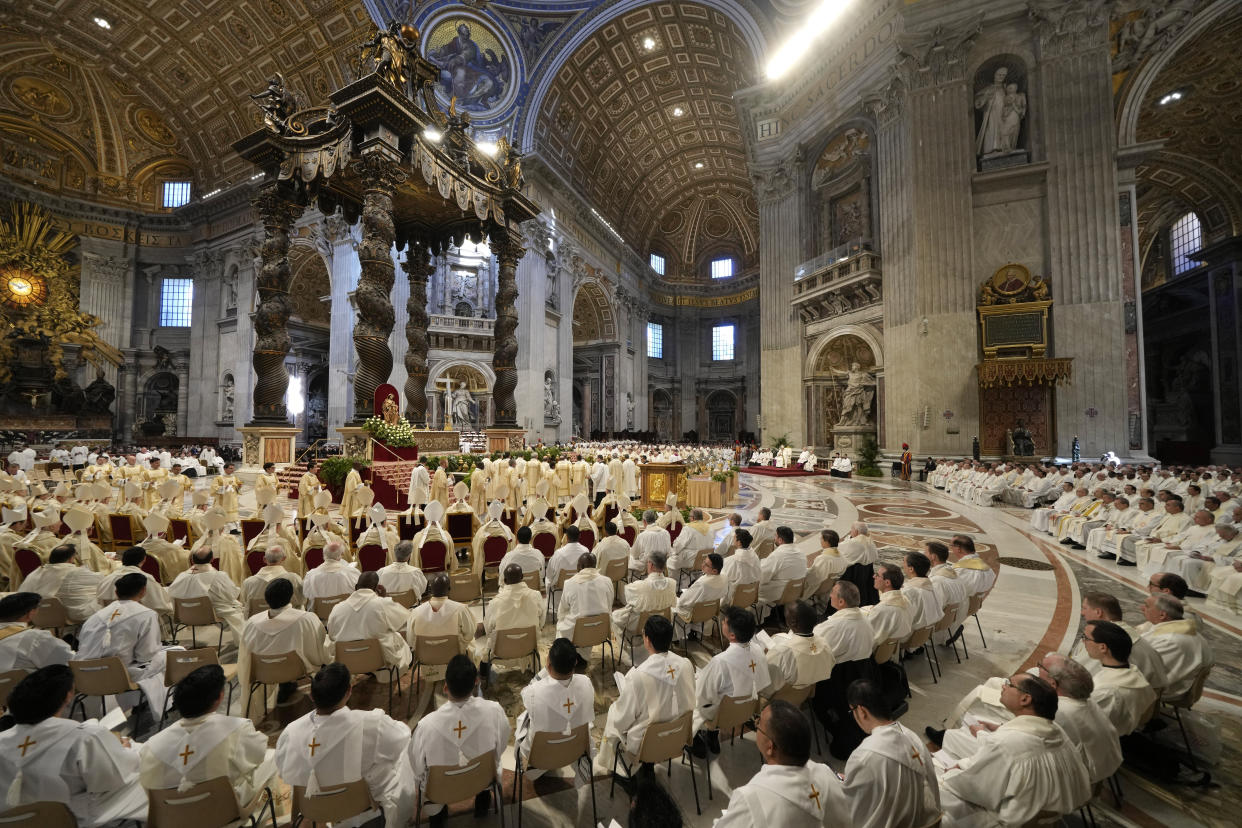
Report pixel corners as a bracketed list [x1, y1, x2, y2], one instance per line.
[0, 0, 372, 207]
[533, 2, 759, 280]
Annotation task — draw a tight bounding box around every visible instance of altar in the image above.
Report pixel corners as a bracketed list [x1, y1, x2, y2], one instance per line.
[639, 462, 688, 510]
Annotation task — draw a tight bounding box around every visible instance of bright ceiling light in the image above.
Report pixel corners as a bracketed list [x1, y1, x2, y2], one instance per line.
[423, 127, 442, 142]
[694, 161, 705, 169]
[642, 36, 656, 51]
[1158, 90, 1183, 106]
[766, 0, 856, 80]
[476, 140, 498, 157]
[672, 106, 684, 117]
[93, 16, 112, 30]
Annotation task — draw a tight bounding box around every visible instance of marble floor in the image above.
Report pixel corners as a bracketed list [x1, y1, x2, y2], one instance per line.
[141, 472, 1241, 827]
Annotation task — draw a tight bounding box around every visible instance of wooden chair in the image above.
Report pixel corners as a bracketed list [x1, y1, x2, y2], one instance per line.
[414, 751, 505, 828]
[532, 531, 557, 559]
[934, 604, 962, 665]
[623, 608, 672, 667]
[246, 597, 268, 619]
[31, 596, 70, 637]
[522, 570, 542, 592]
[728, 581, 760, 624]
[772, 578, 806, 628]
[303, 547, 324, 571]
[546, 568, 574, 624]
[245, 650, 308, 717]
[603, 556, 629, 603]
[754, 537, 774, 560]
[965, 591, 988, 650]
[702, 694, 759, 796]
[172, 597, 226, 650]
[158, 648, 237, 729]
[147, 775, 277, 828]
[673, 599, 721, 655]
[109, 514, 137, 548]
[419, 540, 448, 573]
[388, 589, 417, 609]
[609, 709, 702, 815]
[335, 638, 402, 713]
[903, 625, 938, 683]
[356, 544, 386, 573]
[807, 574, 837, 610]
[68, 657, 138, 721]
[873, 638, 899, 665]
[768, 683, 825, 755]
[311, 593, 349, 623]
[293, 780, 377, 827]
[570, 613, 616, 678]
[0, 801, 78, 828]
[0, 669, 30, 711]
[491, 626, 541, 678]
[448, 568, 482, 607]
[1159, 664, 1214, 770]
[677, 548, 710, 591]
[514, 723, 594, 827]
[409, 634, 463, 717]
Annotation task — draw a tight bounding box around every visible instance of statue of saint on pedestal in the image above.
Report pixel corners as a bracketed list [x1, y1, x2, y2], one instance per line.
[382, 393, 400, 426]
[451, 382, 475, 429]
[836, 362, 876, 427]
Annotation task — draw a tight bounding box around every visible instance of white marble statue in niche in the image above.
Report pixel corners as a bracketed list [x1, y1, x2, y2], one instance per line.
[544, 373, 561, 424]
[975, 66, 1026, 158]
[837, 362, 876, 427]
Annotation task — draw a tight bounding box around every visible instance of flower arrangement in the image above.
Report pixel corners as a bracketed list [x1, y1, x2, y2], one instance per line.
[363, 415, 418, 447]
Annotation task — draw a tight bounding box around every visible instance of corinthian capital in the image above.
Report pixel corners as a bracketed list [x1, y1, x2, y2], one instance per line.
[894, 16, 983, 90]
[1029, 0, 1109, 58]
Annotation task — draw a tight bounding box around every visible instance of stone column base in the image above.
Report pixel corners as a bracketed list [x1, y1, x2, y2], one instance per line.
[831, 425, 877, 463]
[336, 426, 371, 460]
[485, 429, 526, 454]
[238, 426, 300, 469]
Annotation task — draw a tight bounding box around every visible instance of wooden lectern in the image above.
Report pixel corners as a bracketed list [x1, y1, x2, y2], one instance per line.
[639, 462, 688, 510]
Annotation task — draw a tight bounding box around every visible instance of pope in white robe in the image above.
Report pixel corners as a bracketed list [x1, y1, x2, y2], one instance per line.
[326, 577, 412, 678]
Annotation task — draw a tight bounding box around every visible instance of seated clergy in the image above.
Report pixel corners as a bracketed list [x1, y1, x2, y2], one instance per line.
[411, 500, 454, 569]
[693, 606, 771, 757]
[515, 638, 596, 777]
[355, 503, 399, 564]
[302, 539, 361, 615]
[498, 525, 547, 580]
[612, 549, 677, 639]
[188, 509, 246, 586]
[78, 572, 171, 710]
[556, 551, 615, 644]
[405, 572, 474, 682]
[327, 571, 412, 681]
[803, 529, 847, 604]
[545, 524, 589, 591]
[472, 564, 543, 674]
[838, 522, 880, 605]
[376, 540, 429, 603]
[140, 512, 189, 582]
[0, 665, 147, 826]
[21, 543, 103, 623]
[1080, 620, 1157, 737]
[0, 591, 74, 671]
[276, 663, 415, 828]
[900, 552, 944, 632]
[763, 600, 836, 696]
[813, 581, 875, 663]
[668, 507, 712, 585]
[242, 546, 305, 611]
[840, 680, 941, 828]
[674, 552, 729, 637]
[654, 492, 684, 533]
[592, 519, 632, 577]
[1069, 591, 1167, 694]
[1037, 654, 1123, 784]
[168, 548, 247, 642]
[239, 578, 332, 705]
[97, 546, 172, 616]
[949, 534, 996, 597]
[630, 509, 673, 574]
[713, 699, 845, 827]
[596, 615, 695, 774]
[408, 656, 509, 828]
[758, 525, 809, 620]
[247, 500, 304, 578]
[721, 528, 761, 605]
[467, 500, 514, 578]
[59, 504, 113, 574]
[937, 674, 1091, 827]
[1168, 522, 1241, 592]
[1139, 593, 1213, 699]
[140, 664, 277, 806]
[861, 564, 914, 649]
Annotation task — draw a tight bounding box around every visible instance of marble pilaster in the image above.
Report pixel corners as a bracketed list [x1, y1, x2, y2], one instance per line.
[322, 214, 360, 437]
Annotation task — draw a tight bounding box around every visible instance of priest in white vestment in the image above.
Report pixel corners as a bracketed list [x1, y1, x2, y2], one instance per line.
[758, 526, 809, 619]
[1166, 522, 1241, 592]
[937, 674, 1091, 827]
[950, 536, 996, 597]
[763, 601, 836, 695]
[242, 546, 305, 611]
[326, 571, 412, 680]
[376, 539, 429, 603]
[302, 539, 361, 615]
[838, 679, 940, 828]
[674, 553, 728, 637]
[498, 525, 546, 579]
[1038, 655, 1123, 784]
[405, 572, 474, 681]
[0, 665, 147, 826]
[545, 523, 589, 591]
[1139, 593, 1213, 699]
[592, 519, 632, 577]
[276, 663, 415, 828]
[77, 572, 175, 712]
[901, 552, 945, 631]
[861, 565, 914, 650]
[515, 638, 596, 777]
[612, 550, 676, 640]
[813, 581, 875, 663]
[714, 698, 845, 827]
[1069, 591, 1167, 694]
[556, 550, 615, 644]
[721, 528, 762, 605]
[237, 578, 332, 707]
[630, 510, 673, 574]
[96, 546, 172, 616]
[596, 614, 695, 774]
[407, 655, 509, 824]
[0, 591, 74, 671]
[20, 544, 103, 623]
[467, 500, 514, 577]
[471, 564, 543, 669]
[693, 606, 771, 753]
[668, 508, 712, 586]
[168, 548, 247, 642]
[1080, 620, 1157, 736]
[803, 530, 847, 604]
[140, 663, 277, 806]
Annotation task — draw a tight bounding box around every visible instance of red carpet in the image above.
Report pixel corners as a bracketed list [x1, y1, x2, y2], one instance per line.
[743, 465, 828, 477]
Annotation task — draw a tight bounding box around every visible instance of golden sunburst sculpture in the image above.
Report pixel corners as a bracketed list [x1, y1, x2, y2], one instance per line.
[0, 202, 112, 382]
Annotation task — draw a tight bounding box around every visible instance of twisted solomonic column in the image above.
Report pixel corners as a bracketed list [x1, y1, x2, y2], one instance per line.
[350, 152, 406, 422]
[402, 244, 433, 427]
[249, 183, 304, 424]
[490, 228, 525, 427]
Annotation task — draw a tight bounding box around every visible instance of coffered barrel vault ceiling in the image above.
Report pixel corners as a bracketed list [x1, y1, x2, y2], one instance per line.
[531, 2, 760, 280]
[1, 0, 373, 206]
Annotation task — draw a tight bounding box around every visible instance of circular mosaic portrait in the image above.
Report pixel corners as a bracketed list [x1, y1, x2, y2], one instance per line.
[423, 16, 515, 116]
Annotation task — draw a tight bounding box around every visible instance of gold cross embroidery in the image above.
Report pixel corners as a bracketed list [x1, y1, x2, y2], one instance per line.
[179, 744, 195, 766]
[748, 660, 756, 673]
[453, 720, 467, 738]
[808, 783, 822, 810]
[307, 738, 321, 757]
[563, 698, 575, 716]
[17, 736, 36, 757]
[910, 747, 923, 766]
[109, 608, 123, 621]
[666, 666, 677, 681]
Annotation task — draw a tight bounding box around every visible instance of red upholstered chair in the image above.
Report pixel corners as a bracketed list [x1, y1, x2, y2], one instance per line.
[621, 525, 636, 546]
[139, 554, 165, 584]
[532, 532, 556, 560]
[357, 544, 386, 573]
[398, 514, 424, 541]
[304, 547, 324, 571]
[578, 529, 596, 550]
[668, 524, 682, 545]
[109, 514, 136, 548]
[14, 548, 42, 581]
[446, 513, 474, 545]
[168, 518, 191, 545]
[481, 535, 508, 583]
[604, 503, 619, 524]
[419, 540, 448, 573]
[245, 549, 265, 577]
[240, 519, 265, 548]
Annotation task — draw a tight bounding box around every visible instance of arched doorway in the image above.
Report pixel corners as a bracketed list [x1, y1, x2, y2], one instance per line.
[141, 372, 179, 436]
[652, 388, 674, 440]
[706, 390, 737, 442]
[571, 278, 619, 435]
[806, 332, 879, 447]
[429, 362, 492, 430]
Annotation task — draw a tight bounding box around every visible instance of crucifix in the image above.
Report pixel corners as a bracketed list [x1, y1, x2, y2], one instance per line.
[307, 737, 321, 757]
[453, 720, 467, 738]
[179, 744, 195, 766]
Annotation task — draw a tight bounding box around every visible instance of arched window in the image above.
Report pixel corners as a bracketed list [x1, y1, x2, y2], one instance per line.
[1170, 212, 1202, 275]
